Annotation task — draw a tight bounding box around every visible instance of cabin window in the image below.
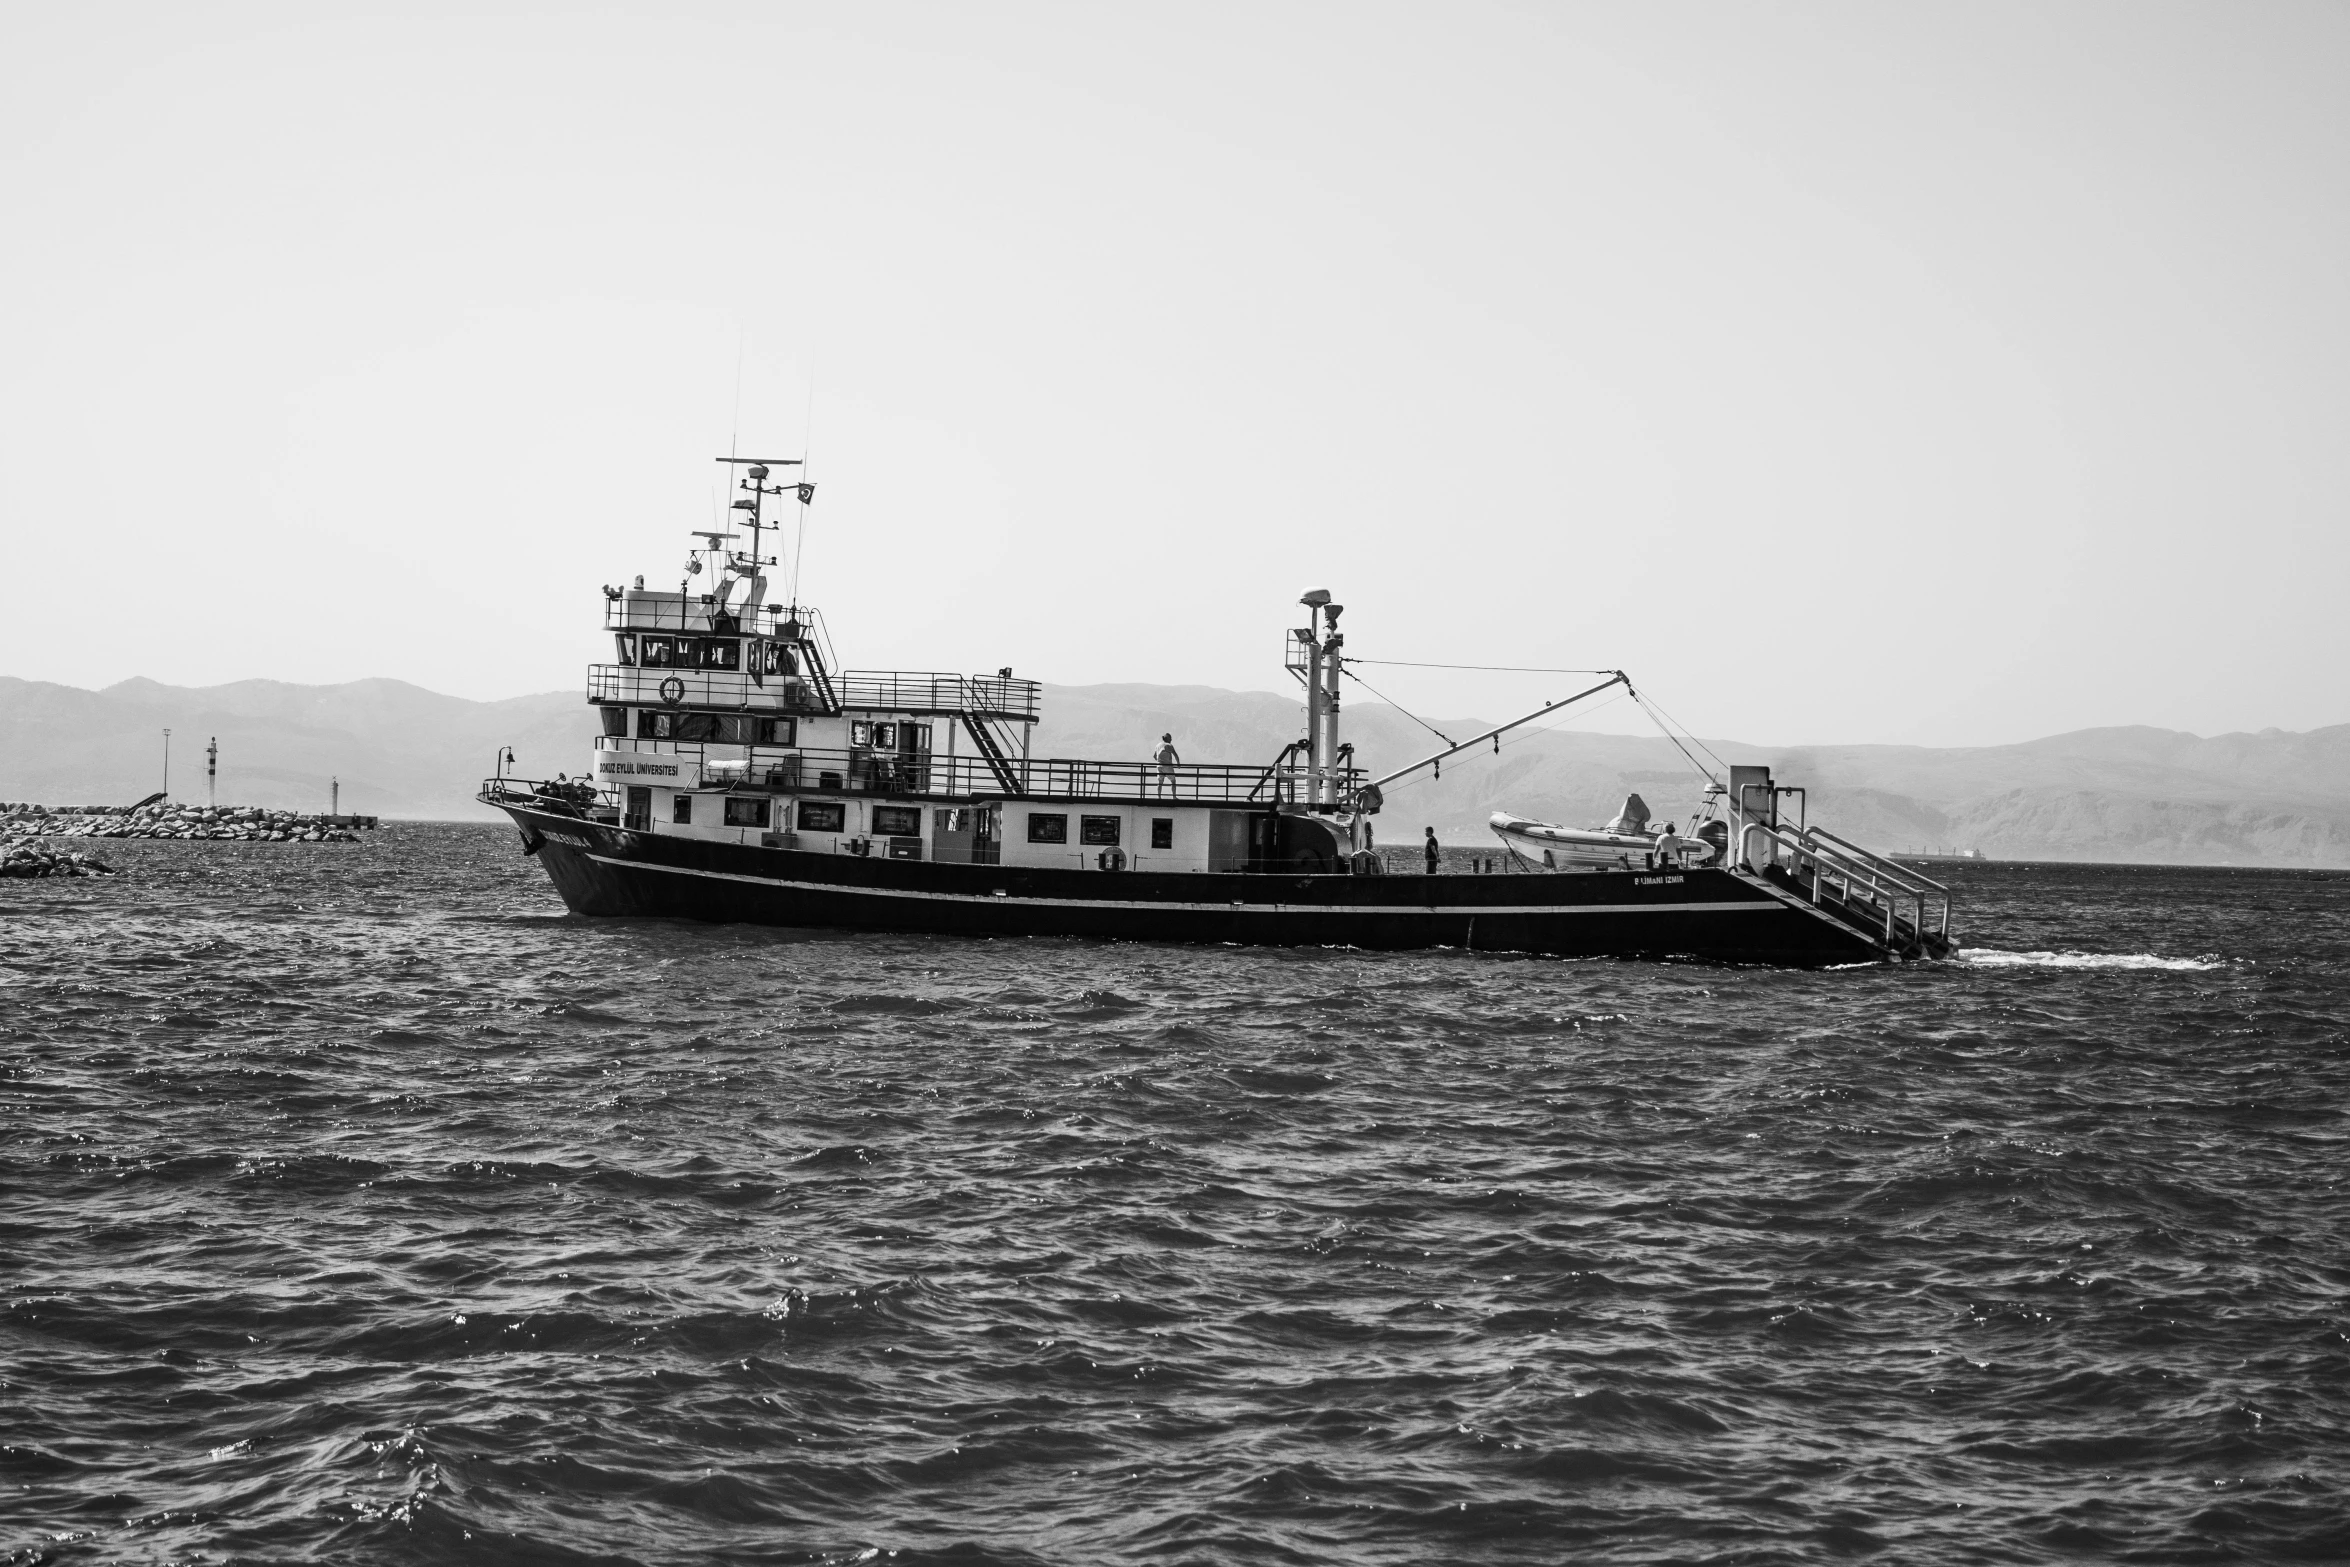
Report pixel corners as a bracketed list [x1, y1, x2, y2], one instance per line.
[935, 808, 962, 833]
[872, 722, 897, 750]
[713, 714, 758, 745]
[1027, 813, 1068, 844]
[672, 794, 694, 825]
[758, 716, 797, 746]
[614, 633, 637, 666]
[1151, 818, 1174, 849]
[796, 800, 846, 833]
[872, 805, 922, 837]
[674, 712, 720, 743]
[638, 710, 675, 740]
[600, 706, 628, 738]
[723, 796, 769, 828]
[640, 636, 676, 668]
[1080, 815, 1122, 847]
[900, 722, 932, 753]
[849, 721, 872, 748]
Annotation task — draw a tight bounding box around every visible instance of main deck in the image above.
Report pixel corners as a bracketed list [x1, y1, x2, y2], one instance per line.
[492, 795, 1890, 965]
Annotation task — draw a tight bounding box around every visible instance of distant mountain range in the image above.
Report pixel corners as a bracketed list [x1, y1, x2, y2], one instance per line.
[5, 675, 2345, 866]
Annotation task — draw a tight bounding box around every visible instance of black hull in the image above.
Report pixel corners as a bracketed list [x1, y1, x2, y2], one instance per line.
[494, 804, 1895, 966]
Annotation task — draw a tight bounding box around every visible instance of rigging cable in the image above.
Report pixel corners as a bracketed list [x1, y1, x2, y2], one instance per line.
[1347, 658, 1611, 674]
[1340, 666, 1454, 746]
[1636, 686, 1731, 778]
[1376, 689, 1635, 795]
[1625, 686, 1730, 788]
[1625, 691, 1724, 789]
[1493, 689, 1633, 756]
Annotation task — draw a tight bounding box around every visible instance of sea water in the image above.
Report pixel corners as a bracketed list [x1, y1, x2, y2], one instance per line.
[5, 828, 2346, 1564]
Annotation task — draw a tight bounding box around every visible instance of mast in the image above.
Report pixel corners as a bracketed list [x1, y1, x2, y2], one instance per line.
[715, 456, 800, 623]
[1292, 589, 1344, 808]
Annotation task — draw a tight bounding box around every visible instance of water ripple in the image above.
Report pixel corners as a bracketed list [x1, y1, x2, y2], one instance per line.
[3, 832, 2347, 1564]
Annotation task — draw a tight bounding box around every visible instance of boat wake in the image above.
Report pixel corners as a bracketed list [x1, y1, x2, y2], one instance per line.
[1956, 947, 2223, 971]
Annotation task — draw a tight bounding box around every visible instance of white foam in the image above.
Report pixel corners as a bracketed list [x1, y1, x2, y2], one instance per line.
[1956, 948, 2222, 972]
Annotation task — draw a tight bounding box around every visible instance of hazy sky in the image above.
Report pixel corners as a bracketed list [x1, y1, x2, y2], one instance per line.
[4, 1, 2344, 747]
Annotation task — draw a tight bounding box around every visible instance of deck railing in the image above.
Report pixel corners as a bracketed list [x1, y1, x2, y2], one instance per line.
[587, 665, 820, 710]
[587, 738, 1360, 805]
[837, 670, 1042, 720]
[603, 596, 791, 637]
[587, 664, 1041, 721]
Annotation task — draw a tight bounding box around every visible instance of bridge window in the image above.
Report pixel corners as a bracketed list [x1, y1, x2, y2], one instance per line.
[701, 639, 740, 671]
[723, 796, 770, 828]
[672, 794, 694, 825]
[797, 800, 846, 832]
[601, 707, 628, 738]
[1151, 818, 1174, 849]
[872, 805, 922, 837]
[1026, 813, 1067, 844]
[1080, 815, 1122, 846]
[614, 633, 637, 666]
[640, 636, 676, 668]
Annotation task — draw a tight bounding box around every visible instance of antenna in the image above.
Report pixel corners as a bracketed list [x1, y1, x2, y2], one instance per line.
[795, 386, 816, 606]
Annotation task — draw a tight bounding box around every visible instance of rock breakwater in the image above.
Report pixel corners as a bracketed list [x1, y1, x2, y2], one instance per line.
[0, 842, 115, 878]
[0, 803, 366, 844]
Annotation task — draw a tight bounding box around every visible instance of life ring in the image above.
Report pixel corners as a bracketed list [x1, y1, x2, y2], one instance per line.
[1097, 846, 1127, 871]
[659, 676, 686, 706]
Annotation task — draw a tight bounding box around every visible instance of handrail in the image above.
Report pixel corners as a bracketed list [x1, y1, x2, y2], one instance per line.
[603, 597, 791, 638]
[1804, 825, 1951, 894]
[838, 670, 1042, 720]
[586, 739, 1349, 806]
[588, 665, 818, 710]
[1736, 815, 1952, 948]
[585, 664, 1040, 721]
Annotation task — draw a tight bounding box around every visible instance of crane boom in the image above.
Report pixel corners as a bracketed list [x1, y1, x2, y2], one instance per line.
[1366, 673, 1627, 792]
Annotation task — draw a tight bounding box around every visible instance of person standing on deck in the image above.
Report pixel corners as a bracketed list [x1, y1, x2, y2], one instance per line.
[1424, 825, 1441, 874]
[1153, 734, 1180, 796]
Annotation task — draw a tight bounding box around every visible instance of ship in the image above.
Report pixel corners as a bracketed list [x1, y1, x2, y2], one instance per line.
[483, 456, 1956, 964]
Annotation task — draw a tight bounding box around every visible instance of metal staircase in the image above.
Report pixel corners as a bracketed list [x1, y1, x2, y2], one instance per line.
[1738, 819, 1956, 959]
[959, 712, 1026, 795]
